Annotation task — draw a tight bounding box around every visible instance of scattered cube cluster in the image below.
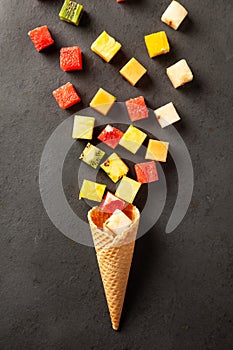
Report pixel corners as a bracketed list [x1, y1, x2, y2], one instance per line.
[28, 0, 193, 204]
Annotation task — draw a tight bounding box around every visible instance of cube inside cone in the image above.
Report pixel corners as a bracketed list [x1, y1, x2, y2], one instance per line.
[88, 204, 140, 330]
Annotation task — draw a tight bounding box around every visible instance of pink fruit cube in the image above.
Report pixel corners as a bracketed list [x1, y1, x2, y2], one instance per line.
[134, 161, 158, 183]
[97, 125, 124, 149]
[28, 25, 54, 52]
[125, 96, 149, 122]
[100, 192, 126, 213]
[60, 46, 83, 71]
[53, 82, 81, 109]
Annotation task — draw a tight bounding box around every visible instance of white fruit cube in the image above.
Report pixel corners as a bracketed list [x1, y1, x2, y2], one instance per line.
[166, 59, 193, 88]
[104, 209, 132, 236]
[154, 102, 180, 128]
[161, 1, 188, 30]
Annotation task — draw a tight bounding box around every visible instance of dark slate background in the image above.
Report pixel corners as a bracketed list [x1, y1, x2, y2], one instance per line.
[1, 0, 233, 349]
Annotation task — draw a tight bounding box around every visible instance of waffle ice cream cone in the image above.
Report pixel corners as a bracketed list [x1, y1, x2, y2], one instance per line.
[88, 204, 140, 330]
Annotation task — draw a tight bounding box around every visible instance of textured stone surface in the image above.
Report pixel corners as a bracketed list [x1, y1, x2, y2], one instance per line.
[1, 0, 233, 349]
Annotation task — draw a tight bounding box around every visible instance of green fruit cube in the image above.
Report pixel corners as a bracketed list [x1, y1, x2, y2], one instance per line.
[79, 143, 105, 169]
[59, 0, 84, 26]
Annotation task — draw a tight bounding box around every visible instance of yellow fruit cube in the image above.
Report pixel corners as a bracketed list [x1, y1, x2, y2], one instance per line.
[145, 139, 169, 162]
[100, 153, 129, 183]
[166, 59, 193, 88]
[119, 125, 147, 154]
[120, 58, 147, 86]
[161, 1, 188, 30]
[72, 115, 95, 139]
[91, 31, 121, 62]
[115, 176, 141, 203]
[144, 31, 170, 58]
[90, 88, 116, 116]
[79, 179, 106, 202]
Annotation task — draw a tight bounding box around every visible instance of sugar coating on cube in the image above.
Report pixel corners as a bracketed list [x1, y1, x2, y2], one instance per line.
[144, 31, 170, 58]
[161, 1, 188, 30]
[100, 153, 129, 183]
[115, 176, 141, 203]
[60, 46, 82, 71]
[91, 31, 121, 63]
[166, 59, 193, 88]
[103, 209, 132, 236]
[53, 82, 81, 109]
[59, 0, 84, 26]
[72, 115, 95, 139]
[97, 125, 124, 149]
[120, 58, 147, 86]
[154, 102, 180, 128]
[79, 179, 106, 202]
[100, 192, 126, 213]
[28, 25, 54, 52]
[125, 96, 149, 122]
[119, 125, 147, 154]
[146, 140, 169, 162]
[134, 161, 158, 183]
[90, 88, 116, 116]
[79, 143, 105, 169]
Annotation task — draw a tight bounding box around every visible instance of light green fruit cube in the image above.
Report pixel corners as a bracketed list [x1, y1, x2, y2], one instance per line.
[59, 0, 84, 26]
[100, 153, 129, 183]
[72, 115, 95, 139]
[115, 176, 141, 203]
[119, 125, 147, 154]
[79, 180, 106, 202]
[79, 143, 105, 169]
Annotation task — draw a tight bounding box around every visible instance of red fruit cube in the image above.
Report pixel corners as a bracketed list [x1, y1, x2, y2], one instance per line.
[134, 161, 158, 184]
[125, 96, 149, 122]
[53, 82, 81, 109]
[100, 192, 126, 213]
[60, 46, 83, 71]
[97, 125, 124, 149]
[28, 25, 54, 52]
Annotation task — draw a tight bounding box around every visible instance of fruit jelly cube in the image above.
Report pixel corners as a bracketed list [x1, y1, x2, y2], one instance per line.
[104, 209, 132, 236]
[115, 176, 141, 203]
[146, 140, 169, 162]
[166, 59, 193, 88]
[119, 125, 147, 154]
[60, 46, 82, 71]
[79, 143, 105, 169]
[79, 180, 106, 202]
[91, 31, 121, 63]
[161, 1, 188, 30]
[125, 96, 149, 122]
[144, 31, 170, 58]
[97, 125, 124, 149]
[72, 115, 95, 139]
[28, 25, 54, 52]
[100, 153, 129, 183]
[90, 88, 116, 116]
[134, 161, 158, 184]
[154, 102, 180, 128]
[120, 58, 147, 86]
[59, 0, 84, 26]
[100, 192, 126, 213]
[52, 82, 81, 109]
